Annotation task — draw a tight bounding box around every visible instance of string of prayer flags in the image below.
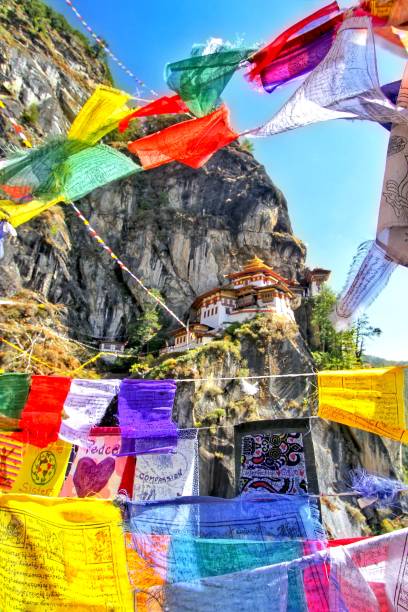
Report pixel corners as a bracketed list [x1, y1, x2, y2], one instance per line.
[126, 494, 324, 609]
[59, 378, 121, 447]
[246, 17, 408, 140]
[11, 437, 72, 496]
[0, 96, 32, 148]
[257, 13, 344, 94]
[65, 0, 157, 97]
[67, 85, 132, 146]
[0, 372, 30, 429]
[60, 427, 135, 498]
[0, 494, 133, 611]
[165, 43, 255, 117]
[119, 94, 190, 133]
[333, 240, 397, 328]
[128, 105, 238, 169]
[246, 2, 341, 85]
[133, 428, 199, 502]
[0, 87, 140, 227]
[144, 528, 408, 612]
[13, 375, 71, 448]
[318, 367, 408, 443]
[118, 379, 178, 455]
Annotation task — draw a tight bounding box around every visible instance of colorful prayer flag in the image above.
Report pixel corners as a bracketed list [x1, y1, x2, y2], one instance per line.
[332, 240, 397, 328]
[133, 428, 199, 501]
[334, 72, 408, 326]
[0, 196, 64, 227]
[377, 66, 408, 266]
[246, 2, 341, 83]
[257, 14, 344, 93]
[68, 85, 132, 145]
[318, 367, 408, 443]
[118, 379, 178, 455]
[0, 494, 133, 611]
[166, 44, 254, 117]
[119, 94, 190, 132]
[62, 144, 141, 201]
[0, 372, 30, 430]
[11, 438, 72, 496]
[246, 17, 408, 139]
[128, 105, 238, 169]
[60, 427, 135, 498]
[13, 375, 71, 448]
[0, 432, 23, 491]
[59, 378, 120, 447]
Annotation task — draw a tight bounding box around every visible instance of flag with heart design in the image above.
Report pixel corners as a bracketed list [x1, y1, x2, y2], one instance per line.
[60, 427, 135, 498]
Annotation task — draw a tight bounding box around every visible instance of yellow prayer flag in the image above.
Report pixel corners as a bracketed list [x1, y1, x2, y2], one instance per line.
[0, 494, 133, 611]
[68, 86, 131, 146]
[318, 367, 408, 443]
[0, 196, 65, 227]
[11, 438, 72, 497]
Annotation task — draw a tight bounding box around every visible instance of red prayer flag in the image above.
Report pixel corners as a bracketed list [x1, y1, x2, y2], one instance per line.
[247, 1, 341, 82]
[14, 375, 71, 448]
[119, 95, 190, 133]
[328, 537, 370, 547]
[127, 105, 238, 170]
[0, 184, 32, 200]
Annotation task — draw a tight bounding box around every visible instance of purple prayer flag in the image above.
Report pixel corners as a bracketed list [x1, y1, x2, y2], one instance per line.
[381, 80, 402, 131]
[258, 13, 343, 94]
[261, 24, 337, 93]
[118, 379, 178, 455]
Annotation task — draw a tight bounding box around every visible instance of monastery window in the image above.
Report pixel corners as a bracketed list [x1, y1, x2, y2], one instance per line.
[215, 307, 218, 314]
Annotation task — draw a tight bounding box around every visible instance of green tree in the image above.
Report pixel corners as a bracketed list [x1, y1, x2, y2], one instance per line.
[310, 287, 382, 370]
[127, 289, 164, 353]
[354, 314, 382, 360]
[239, 138, 254, 154]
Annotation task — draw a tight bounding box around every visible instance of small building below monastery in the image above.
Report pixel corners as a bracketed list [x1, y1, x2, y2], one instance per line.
[162, 257, 327, 355]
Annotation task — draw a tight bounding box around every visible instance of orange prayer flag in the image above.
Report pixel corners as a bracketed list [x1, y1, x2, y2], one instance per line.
[127, 105, 238, 170]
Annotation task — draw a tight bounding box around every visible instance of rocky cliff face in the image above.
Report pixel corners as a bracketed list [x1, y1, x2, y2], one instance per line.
[0, 0, 404, 538]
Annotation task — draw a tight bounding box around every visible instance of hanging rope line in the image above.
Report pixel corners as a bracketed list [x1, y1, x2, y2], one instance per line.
[70, 203, 187, 329]
[175, 372, 316, 383]
[64, 0, 158, 99]
[0, 97, 33, 148]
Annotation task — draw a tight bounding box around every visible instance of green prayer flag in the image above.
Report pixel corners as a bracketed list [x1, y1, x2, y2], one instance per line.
[62, 144, 141, 201]
[0, 373, 30, 428]
[165, 45, 255, 117]
[0, 140, 140, 205]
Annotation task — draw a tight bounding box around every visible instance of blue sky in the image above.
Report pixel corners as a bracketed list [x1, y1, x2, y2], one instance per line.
[48, 0, 407, 360]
